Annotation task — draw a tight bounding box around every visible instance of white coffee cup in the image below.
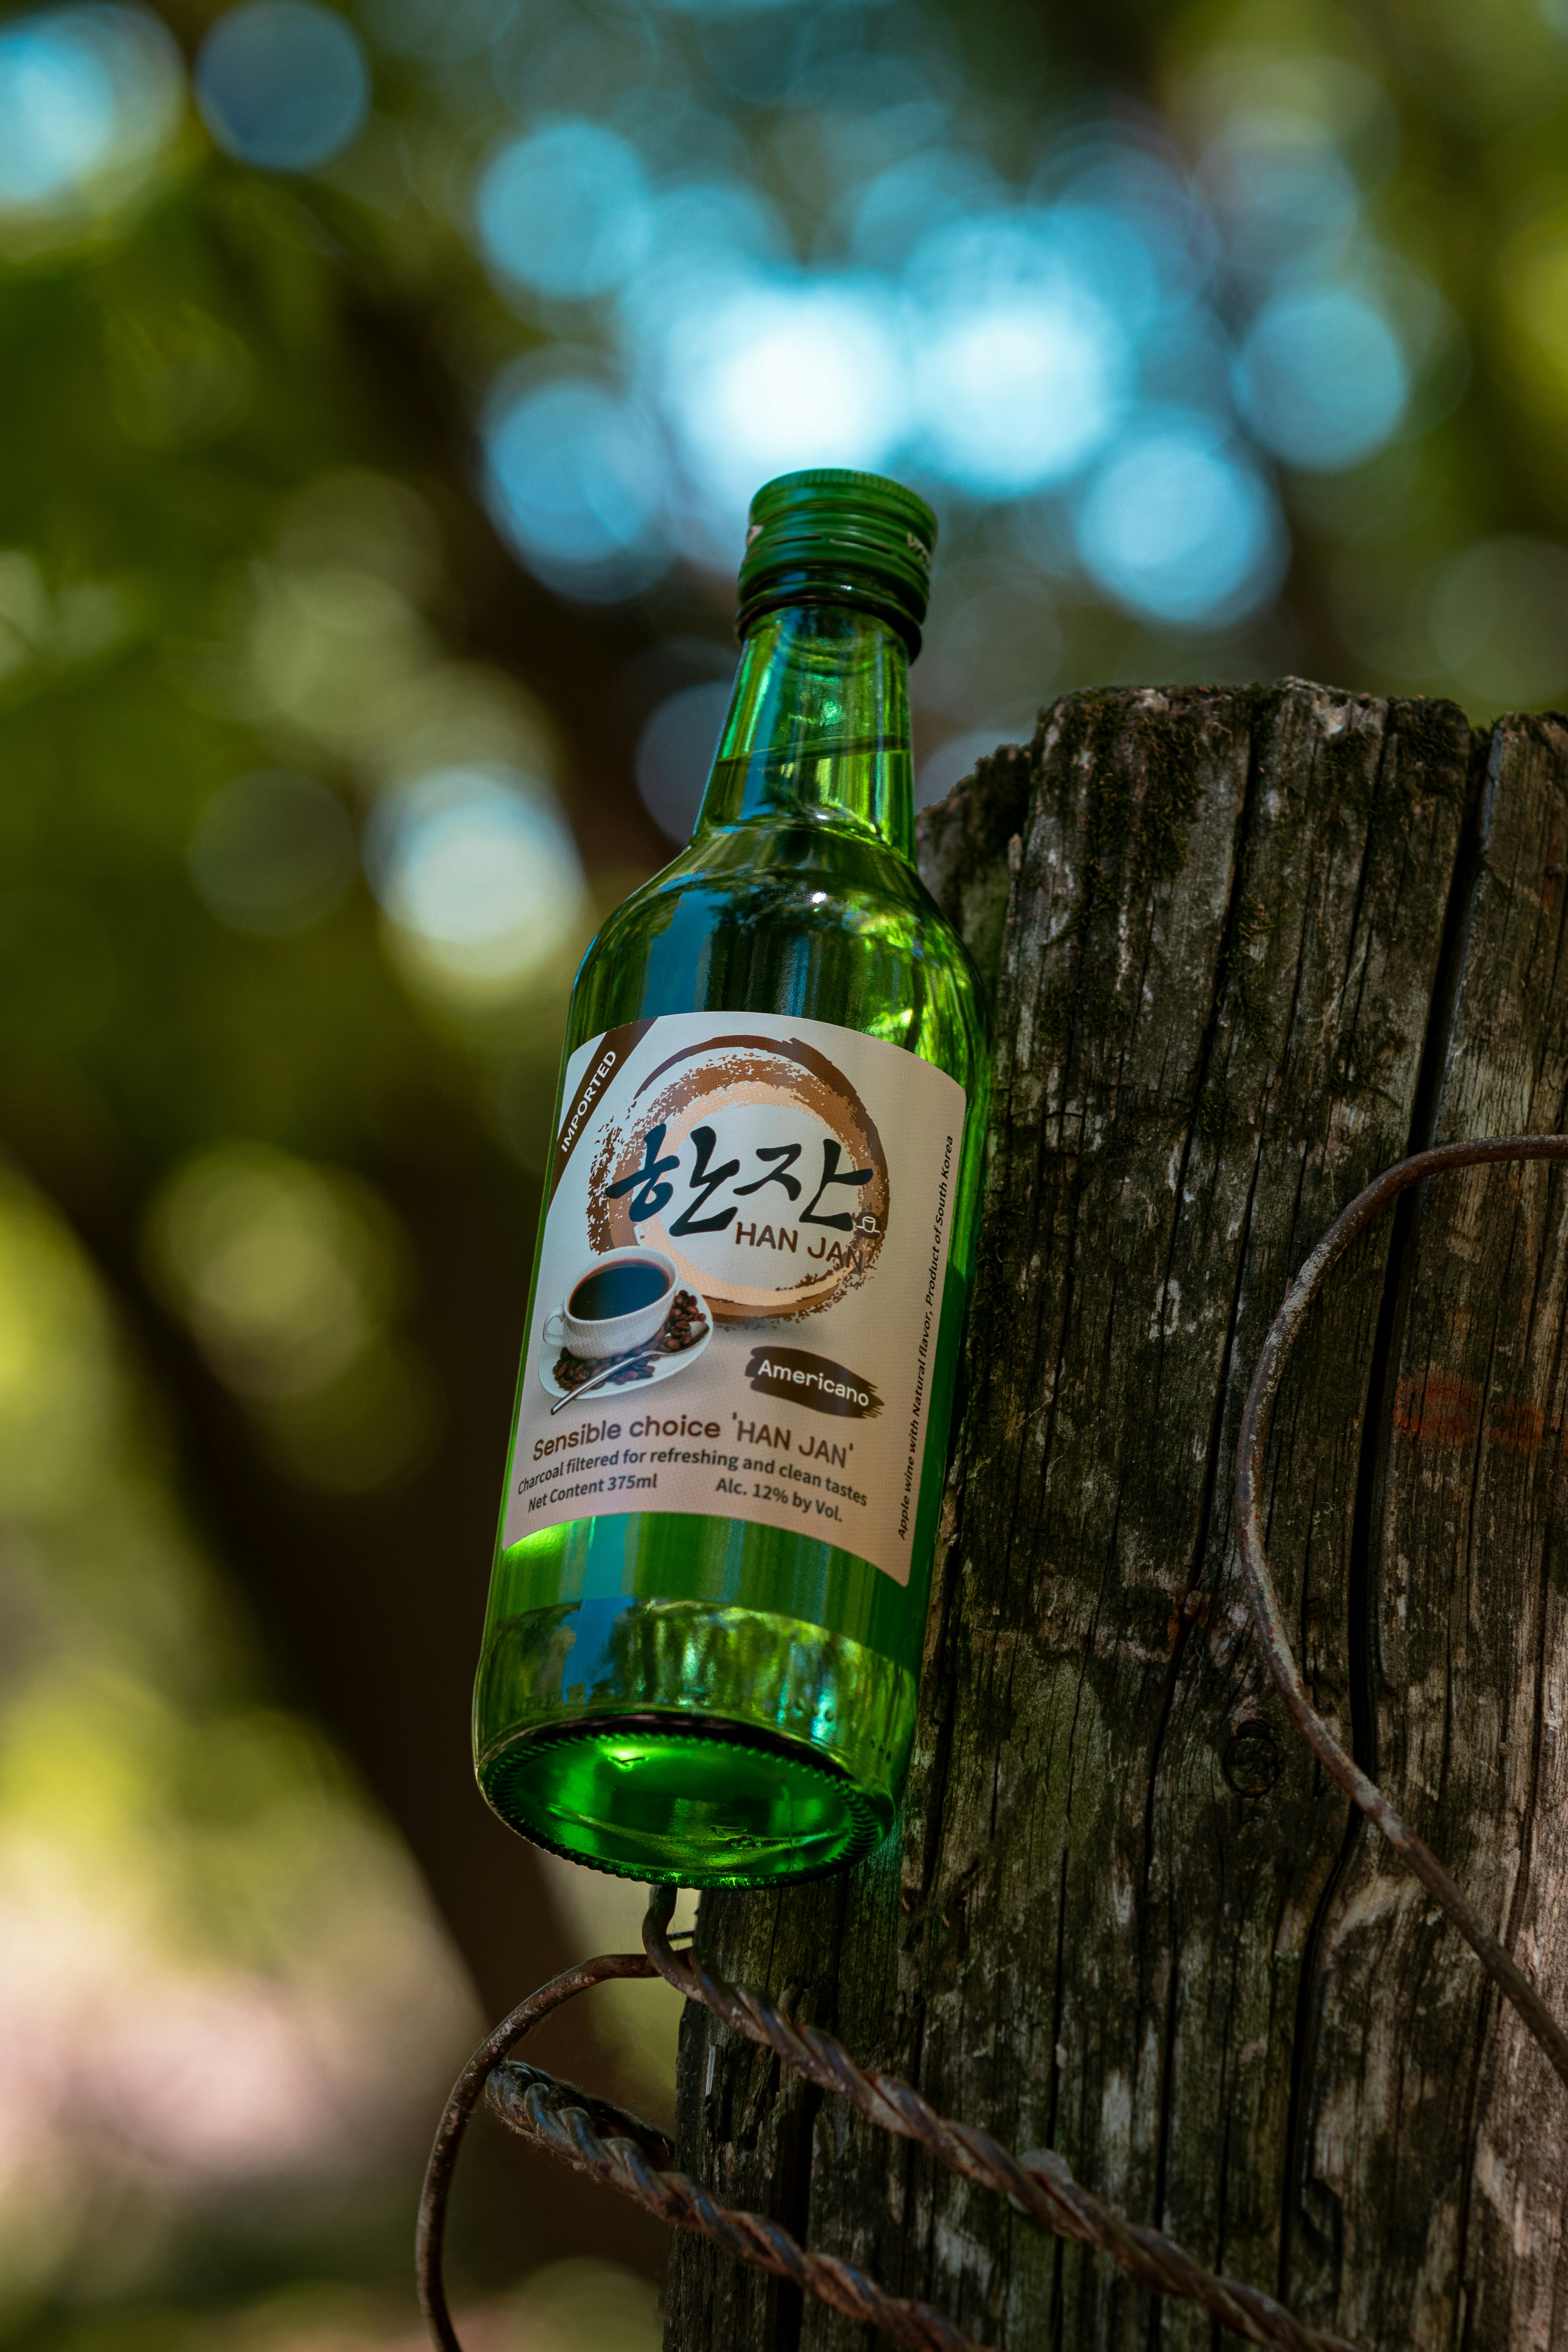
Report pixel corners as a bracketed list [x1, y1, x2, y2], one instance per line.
[544, 1247, 679, 1361]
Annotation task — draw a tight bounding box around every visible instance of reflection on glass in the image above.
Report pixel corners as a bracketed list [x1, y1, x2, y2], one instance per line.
[196, 0, 370, 172]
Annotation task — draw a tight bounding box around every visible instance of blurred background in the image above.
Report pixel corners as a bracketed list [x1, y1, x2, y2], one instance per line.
[1, 0, 1565, 2340]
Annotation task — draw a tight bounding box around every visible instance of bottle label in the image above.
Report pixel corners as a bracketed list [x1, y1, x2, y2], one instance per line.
[502, 1012, 967, 1586]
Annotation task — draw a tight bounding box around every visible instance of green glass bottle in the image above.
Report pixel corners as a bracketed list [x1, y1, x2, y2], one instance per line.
[472, 469, 989, 1887]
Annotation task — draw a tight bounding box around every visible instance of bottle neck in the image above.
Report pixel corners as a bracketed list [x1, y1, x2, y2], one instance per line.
[692, 602, 915, 861]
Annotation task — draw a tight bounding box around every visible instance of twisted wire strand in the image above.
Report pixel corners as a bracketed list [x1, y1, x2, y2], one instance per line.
[486, 2063, 976, 2352]
[490, 2060, 677, 2176]
[1234, 1133, 1568, 2091]
[640, 1891, 1354, 2352]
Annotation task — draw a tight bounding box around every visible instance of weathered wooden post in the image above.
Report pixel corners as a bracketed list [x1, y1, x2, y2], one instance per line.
[663, 684, 1568, 2350]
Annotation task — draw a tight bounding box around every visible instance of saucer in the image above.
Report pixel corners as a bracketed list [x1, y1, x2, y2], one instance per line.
[541, 1300, 713, 1402]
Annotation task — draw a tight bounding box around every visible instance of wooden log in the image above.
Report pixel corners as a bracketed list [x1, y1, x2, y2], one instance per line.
[661, 684, 1568, 2351]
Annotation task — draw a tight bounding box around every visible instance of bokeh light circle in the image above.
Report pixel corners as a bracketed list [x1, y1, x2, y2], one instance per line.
[481, 375, 670, 599]
[916, 726, 1014, 811]
[364, 0, 515, 63]
[188, 771, 356, 937]
[1203, 120, 1361, 280]
[917, 294, 1130, 495]
[1429, 535, 1568, 708]
[1076, 416, 1286, 626]
[196, 0, 368, 173]
[0, 4, 184, 215]
[0, 17, 114, 204]
[365, 764, 588, 998]
[659, 278, 906, 517]
[846, 149, 1003, 271]
[1235, 285, 1409, 470]
[635, 681, 732, 841]
[907, 208, 1133, 494]
[475, 120, 652, 303]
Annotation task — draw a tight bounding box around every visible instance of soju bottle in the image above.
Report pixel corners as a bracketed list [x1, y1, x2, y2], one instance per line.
[473, 469, 989, 1886]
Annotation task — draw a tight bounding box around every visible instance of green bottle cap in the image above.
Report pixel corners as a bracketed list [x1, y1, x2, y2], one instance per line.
[736, 467, 938, 652]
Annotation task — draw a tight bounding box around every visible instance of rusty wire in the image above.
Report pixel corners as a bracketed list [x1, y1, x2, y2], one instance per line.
[1236, 1131, 1568, 2091]
[488, 2058, 978, 2352]
[419, 1131, 1568, 2352]
[638, 1887, 1356, 2352]
[417, 1951, 661, 2352]
[414, 1944, 987, 2352]
[416, 1895, 1356, 2352]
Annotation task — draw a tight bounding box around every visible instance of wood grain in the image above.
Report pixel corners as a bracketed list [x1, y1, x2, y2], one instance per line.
[662, 686, 1568, 2350]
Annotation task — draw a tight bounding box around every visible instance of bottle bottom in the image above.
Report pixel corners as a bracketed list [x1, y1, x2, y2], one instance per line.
[473, 1595, 914, 1887]
[480, 1712, 886, 1886]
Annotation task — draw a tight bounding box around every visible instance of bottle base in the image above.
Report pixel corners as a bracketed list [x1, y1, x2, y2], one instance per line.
[478, 1711, 889, 1887]
[472, 1591, 915, 1886]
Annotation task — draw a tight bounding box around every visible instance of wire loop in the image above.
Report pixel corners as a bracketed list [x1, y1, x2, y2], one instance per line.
[1234, 1132, 1568, 2090]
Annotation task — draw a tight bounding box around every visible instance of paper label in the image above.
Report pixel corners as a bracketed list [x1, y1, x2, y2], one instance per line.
[502, 1012, 966, 1586]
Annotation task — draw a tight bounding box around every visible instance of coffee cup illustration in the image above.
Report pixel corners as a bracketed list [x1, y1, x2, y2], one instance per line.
[544, 1246, 679, 1361]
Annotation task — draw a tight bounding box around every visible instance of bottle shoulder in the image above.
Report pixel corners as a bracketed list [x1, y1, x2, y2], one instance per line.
[588, 819, 973, 975]
[567, 819, 989, 1083]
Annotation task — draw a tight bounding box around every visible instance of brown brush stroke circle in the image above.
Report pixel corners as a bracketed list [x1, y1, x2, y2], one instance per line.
[588, 1033, 889, 1324]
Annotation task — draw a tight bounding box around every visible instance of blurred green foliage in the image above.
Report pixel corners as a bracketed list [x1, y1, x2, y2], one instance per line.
[0, 1171, 478, 2337]
[6, 0, 1568, 2344]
